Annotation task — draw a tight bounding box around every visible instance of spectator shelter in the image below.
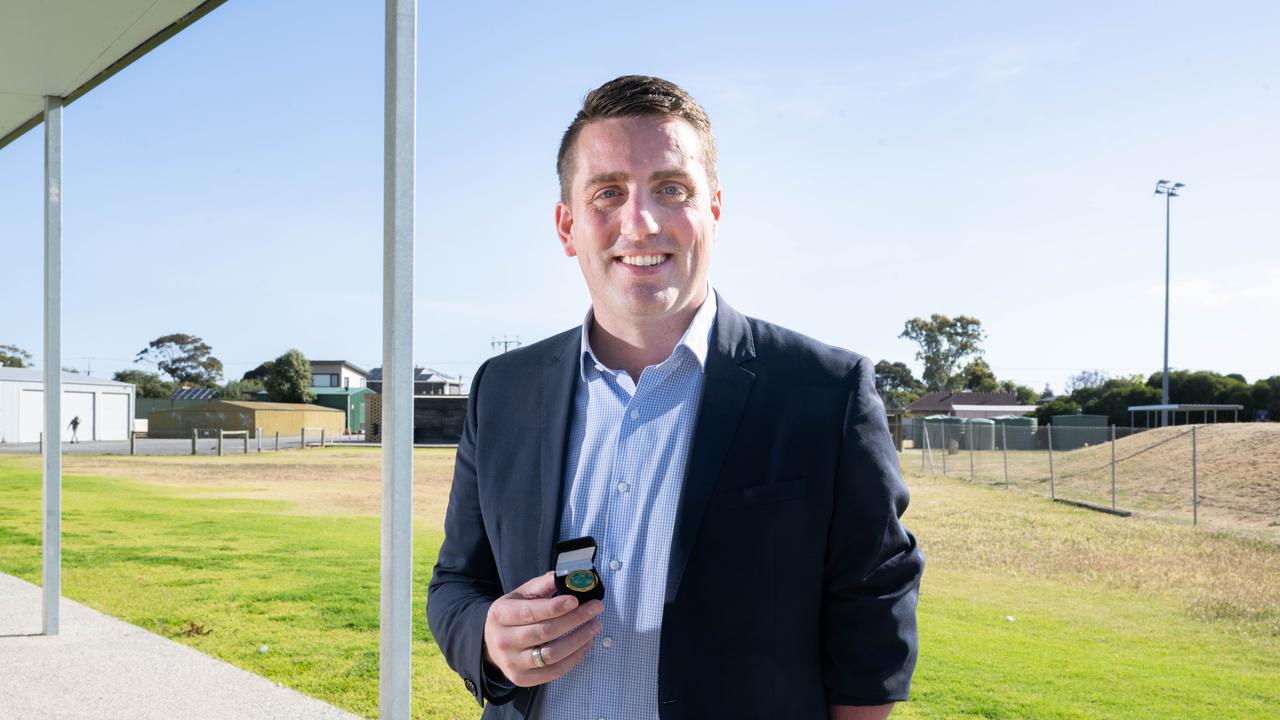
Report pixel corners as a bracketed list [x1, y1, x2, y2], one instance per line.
[1, 2, 419, 716]
[1127, 403, 1244, 428]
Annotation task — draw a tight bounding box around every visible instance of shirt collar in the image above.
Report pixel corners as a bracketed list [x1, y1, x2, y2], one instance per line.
[579, 285, 718, 382]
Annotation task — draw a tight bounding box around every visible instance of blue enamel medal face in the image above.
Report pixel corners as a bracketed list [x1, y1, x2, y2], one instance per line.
[566, 569, 598, 592]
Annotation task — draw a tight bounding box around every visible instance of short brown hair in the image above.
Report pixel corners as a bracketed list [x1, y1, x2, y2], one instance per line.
[557, 75, 718, 202]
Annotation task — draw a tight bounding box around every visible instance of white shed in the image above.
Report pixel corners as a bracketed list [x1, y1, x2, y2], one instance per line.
[0, 368, 136, 443]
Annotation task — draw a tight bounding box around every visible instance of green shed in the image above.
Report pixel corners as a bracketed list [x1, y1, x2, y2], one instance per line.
[312, 387, 372, 434]
[1051, 413, 1109, 451]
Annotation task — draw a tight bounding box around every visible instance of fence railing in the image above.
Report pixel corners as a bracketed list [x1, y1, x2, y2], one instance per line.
[894, 419, 1277, 538]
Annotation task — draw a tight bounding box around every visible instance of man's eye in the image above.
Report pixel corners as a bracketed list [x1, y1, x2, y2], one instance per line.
[596, 189, 621, 201]
[659, 185, 687, 198]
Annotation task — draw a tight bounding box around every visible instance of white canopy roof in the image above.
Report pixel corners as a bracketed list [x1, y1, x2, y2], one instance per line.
[0, 0, 223, 150]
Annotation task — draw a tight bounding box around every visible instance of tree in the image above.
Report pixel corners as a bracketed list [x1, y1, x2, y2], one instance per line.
[1032, 398, 1082, 426]
[1065, 370, 1109, 395]
[136, 333, 223, 386]
[113, 369, 176, 399]
[899, 314, 985, 392]
[1, 344, 32, 368]
[242, 361, 275, 382]
[218, 378, 265, 400]
[998, 380, 1039, 405]
[264, 349, 315, 403]
[874, 360, 926, 409]
[960, 358, 999, 392]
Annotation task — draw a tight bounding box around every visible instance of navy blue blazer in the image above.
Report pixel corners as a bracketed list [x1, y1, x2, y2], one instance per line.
[427, 293, 923, 719]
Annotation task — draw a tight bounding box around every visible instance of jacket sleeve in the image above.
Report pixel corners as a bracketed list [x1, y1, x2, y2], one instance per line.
[426, 359, 518, 706]
[822, 356, 924, 705]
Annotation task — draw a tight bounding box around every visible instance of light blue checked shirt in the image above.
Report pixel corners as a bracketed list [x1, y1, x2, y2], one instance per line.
[533, 289, 717, 720]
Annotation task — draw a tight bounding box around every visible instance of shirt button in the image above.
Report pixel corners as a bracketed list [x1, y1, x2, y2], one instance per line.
[609, 559, 621, 571]
[616, 481, 629, 493]
[630, 409, 639, 420]
[602, 636, 613, 648]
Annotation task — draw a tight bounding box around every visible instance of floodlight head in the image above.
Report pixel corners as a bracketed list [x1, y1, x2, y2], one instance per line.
[1173, 182, 1185, 188]
[1157, 179, 1169, 185]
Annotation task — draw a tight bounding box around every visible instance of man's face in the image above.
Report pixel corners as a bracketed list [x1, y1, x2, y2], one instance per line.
[556, 116, 721, 326]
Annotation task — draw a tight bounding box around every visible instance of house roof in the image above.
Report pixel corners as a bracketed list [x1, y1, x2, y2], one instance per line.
[1, 0, 226, 150]
[368, 366, 460, 383]
[311, 387, 373, 396]
[309, 360, 369, 376]
[163, 400, 341, 413]
[906, 391, 1018, 414]
[0, 366, 134, 388]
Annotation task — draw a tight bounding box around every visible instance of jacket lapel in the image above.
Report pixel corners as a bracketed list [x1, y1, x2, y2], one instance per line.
[538, 329, 581, 573]
[665, 293, 756, 603]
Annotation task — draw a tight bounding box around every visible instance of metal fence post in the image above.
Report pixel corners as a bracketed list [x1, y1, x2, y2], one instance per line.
[275, 431, 280, 452]
[243, 432, 249, 455]
[1110, 425, 1117, 510]
[191, 428, 197, 456]
[969, 425, 975, 483]
[920, 420, 926, 471]
[130, 431, 137, 456]
[257, 427, 262, 454]
[1192, 425, 1198, 527]
[941, 423, 948, 476]
[301, 427, 307, 449]
[1001, 424, 1009, 489]
[321, 428, 327, 447]
[1047, 424, 1055, 499]
[218, 430, 224, 457]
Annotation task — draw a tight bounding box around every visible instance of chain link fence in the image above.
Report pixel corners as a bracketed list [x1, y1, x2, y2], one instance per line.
[895, 418, 1280, 538]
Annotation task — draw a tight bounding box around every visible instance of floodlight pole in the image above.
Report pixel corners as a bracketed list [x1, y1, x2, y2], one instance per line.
[42, 96, 64, 635]
[381, 0, 416, 718]
[1155, 180, 1183, 427]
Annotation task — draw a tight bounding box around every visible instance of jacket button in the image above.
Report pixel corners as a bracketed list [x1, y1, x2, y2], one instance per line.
[465, 678, 477, 694]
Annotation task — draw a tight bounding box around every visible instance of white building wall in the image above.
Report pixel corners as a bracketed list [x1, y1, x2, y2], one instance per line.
[0, 369, 135, 443]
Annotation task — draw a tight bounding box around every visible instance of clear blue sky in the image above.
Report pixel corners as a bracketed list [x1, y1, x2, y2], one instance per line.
[2, 1, 1277, 394]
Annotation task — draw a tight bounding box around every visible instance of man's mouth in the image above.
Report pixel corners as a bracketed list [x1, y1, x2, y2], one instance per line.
[616, 254, 671, 267]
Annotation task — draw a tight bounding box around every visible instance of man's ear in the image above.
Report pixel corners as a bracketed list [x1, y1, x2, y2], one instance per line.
[555, 201, 576, 257]
[711, 188, 722, 224]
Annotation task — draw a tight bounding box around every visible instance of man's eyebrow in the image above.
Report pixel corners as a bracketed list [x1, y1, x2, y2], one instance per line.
[582, 169, 695, 190]
[583, 172, 629, 189]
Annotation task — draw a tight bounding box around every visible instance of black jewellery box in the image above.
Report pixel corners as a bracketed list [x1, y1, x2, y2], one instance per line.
[552, 536, 605, 603]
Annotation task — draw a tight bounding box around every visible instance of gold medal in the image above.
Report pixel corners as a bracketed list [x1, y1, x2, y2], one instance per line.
[565, 569, 598, 593]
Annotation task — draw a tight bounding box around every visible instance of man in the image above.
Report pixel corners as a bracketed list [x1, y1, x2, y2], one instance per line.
[428, 75, 923, 719]
[68, 415, 80, 444]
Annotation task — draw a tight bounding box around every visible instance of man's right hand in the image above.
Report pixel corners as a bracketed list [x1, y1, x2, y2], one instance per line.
[483, 571, 604, 687]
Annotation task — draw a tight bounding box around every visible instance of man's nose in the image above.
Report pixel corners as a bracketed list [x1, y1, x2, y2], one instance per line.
[619, 192, 660, 240]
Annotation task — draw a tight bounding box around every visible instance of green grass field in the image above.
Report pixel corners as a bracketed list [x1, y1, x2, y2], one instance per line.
[0, 451, 1277, 719]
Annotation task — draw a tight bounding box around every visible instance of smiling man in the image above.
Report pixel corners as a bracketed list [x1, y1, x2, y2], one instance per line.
[428, 75, 923, 720]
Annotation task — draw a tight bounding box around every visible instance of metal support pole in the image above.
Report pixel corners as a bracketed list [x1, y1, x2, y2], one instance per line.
[191, 428, 197, 455]
[218, 430, 224, 457]
[130, 431, 137, 456]
[301, 427, 306, 449]
[1047, 424, 1055, 499]
[941, 423, 948, 475]
[243, 432, 249, 455]
[275, 431, 280, 452]
[1162, 190, 1171, 428]
[1110, 425, 1117, 510]
[968, 425, 975, 483]
[920, 420, 926, 471]
[1001, 424, 1009, 489]
[321, 428, 327, 447]
[1192, 425, 1198, 527]
[42, 95, 64, 636]
[257, 428, 262, 453]
[382, 0, 417, 716]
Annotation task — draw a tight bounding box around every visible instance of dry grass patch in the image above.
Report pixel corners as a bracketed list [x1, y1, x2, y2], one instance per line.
[1, 448, 459, 527]
[902, 463, 1280, 636]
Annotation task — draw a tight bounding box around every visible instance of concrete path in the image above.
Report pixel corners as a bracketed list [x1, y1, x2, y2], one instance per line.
[0, 573, 364, 720]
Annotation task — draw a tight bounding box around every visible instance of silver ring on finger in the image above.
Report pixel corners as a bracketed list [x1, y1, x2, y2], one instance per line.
[531, 645, 547, 669]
